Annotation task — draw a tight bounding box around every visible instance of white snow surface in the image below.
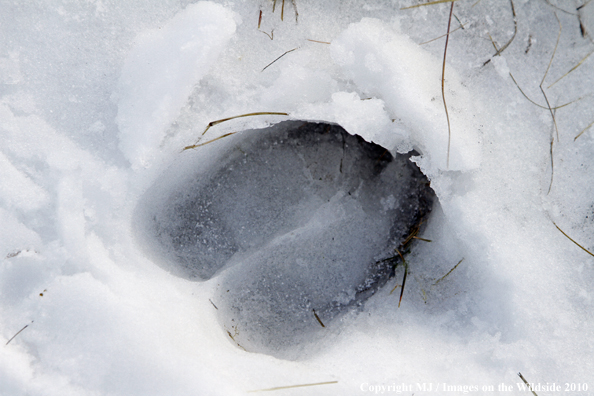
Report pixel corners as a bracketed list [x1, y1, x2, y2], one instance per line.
[1, 1, 594, 395]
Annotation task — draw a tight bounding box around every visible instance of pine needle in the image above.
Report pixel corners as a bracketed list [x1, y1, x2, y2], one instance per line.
[401, 0, 458, 10]
[291, 0, 298, 23]
[183, 132, 237, 150]
[248, 381, 338, 393]
[306, 39, 331, 44]
[483, 0, 517, 66]
[419, 25, 463, 45]
[547, 136, 554, 194]
[509, 73, 583, 110]
[202, 112, 288, 136]
[262, 47, 299, 72]
[433, 258, 464, 286]
[399, 260, 408, 308]
[6, 323, 32, 345]
[312, 309, 325, 328]
[553, 222, 594, 258]
[184, 112, 289, 150]
[443, 2, 454, 169]
[574, 120, 594, 140]
[548, 50, 594, 88]
[540, 13, 562, 141]
[518, 373, 539, 396]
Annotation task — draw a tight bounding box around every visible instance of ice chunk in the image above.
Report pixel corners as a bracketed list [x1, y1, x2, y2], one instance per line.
[135, 121, 434, 358]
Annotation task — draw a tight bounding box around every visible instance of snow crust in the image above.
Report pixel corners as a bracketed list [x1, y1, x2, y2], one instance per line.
[1, 1, 593, 395]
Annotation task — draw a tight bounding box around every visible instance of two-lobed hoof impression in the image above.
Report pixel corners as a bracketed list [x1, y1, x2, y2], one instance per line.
[134, 121, 435, 359]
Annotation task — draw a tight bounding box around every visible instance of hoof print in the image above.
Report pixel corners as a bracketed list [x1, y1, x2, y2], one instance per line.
[134, 121, 435, 359]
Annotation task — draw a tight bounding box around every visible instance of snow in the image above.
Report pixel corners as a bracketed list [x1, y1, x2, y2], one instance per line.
[1, 1, 594, 395]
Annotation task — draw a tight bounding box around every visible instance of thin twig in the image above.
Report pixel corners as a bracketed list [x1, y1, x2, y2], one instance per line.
[248, 381, 338, 393]
[258, 10, 262, 29]
[443, 2, 454, 169]
[401, 0, 458, 10]
[553, 222, 594, 257]
[262, 47, 299, 72]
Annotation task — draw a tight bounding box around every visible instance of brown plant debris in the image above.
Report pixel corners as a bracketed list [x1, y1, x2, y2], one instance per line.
[548, 49, 594, 88]
[442, 2, 454, 169]
[262, 47, 299, 72]
[312, 309, 325, 328]
[6, 322, 32, 345]
[401, 0, 459, 10]
[518, 372, 539, 396]
[553, 222, 594, 258]
[433, 258, 464, 286]
[574, 119, 594, 140]
[483, 0, 517, 66]
[183, 112, 289, 150]
[248, 381, 338, 393]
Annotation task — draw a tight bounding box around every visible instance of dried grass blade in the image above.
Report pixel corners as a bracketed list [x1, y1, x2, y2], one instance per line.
[201, 112, 289, 136]
[484, 0, 517, 67]
[548, 50, 594, 88]
[401, 0, 458, 10]
[307, 39, 331, 44]
[183, 132, 237, 150]
[493, 0, 517, 57]
[443, 2, 454, 169]
[433, 258, 464, 286]
[399, 260, 408, 308]
[518, 373, 539, 396]
[553, 222, 594, 258]
[6, 323, 30, 345]
[574, 119, 594, 140]
[419, 26, 462, 45]
[540, 13, 562, 141]
[291, 0, 298, 23]
[248, 381, 338, 393]
[509, 73, 582, 110]
[312, 309, 325, 328]
[547, 136, 554, 194]
[262, 47, 299, 72]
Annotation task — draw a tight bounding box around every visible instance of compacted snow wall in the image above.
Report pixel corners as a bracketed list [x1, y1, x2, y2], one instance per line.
[1, 1, 593, 395]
